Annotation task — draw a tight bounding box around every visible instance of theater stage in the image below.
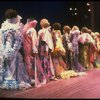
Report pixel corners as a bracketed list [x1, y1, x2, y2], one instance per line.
[0, 68, 100, 99]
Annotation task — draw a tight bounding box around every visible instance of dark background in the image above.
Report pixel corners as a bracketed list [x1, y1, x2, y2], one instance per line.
[0, 1, 99, 32]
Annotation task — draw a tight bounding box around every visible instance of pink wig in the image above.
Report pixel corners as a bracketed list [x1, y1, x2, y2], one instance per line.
[29, 20, 38, 28]
[23, 20, 38, 33]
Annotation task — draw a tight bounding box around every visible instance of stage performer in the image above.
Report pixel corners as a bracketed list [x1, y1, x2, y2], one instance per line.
[23, 17, 38, 85]
[0, 9, 31, 89]
[36, 18, 55, 87]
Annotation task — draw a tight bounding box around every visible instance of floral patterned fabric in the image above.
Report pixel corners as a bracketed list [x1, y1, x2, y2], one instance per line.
[70, 30, 85, 72]
[35, 28, 54, 87]
[0, 20, 31, 89]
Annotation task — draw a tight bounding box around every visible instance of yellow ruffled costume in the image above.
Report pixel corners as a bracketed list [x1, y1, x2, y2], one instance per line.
[53, 33, 66, 56]
[60, 70, 87, 79]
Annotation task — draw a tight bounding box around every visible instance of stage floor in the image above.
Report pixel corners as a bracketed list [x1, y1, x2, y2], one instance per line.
[0, 68, 100, 99]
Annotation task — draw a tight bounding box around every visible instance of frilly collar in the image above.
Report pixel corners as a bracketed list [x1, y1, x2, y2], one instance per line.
[1, 19, 22, 31]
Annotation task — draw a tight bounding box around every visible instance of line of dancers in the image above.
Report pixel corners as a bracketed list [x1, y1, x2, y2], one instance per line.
[0, 9, 100, 89]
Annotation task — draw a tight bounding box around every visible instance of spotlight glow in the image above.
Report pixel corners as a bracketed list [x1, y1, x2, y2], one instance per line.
[75, 8, 77, 10]
[87, 3, 90, 6]
[69, 8, 72, 10]
[75, 13, 77, 15]
[88, 9, 91, 12]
